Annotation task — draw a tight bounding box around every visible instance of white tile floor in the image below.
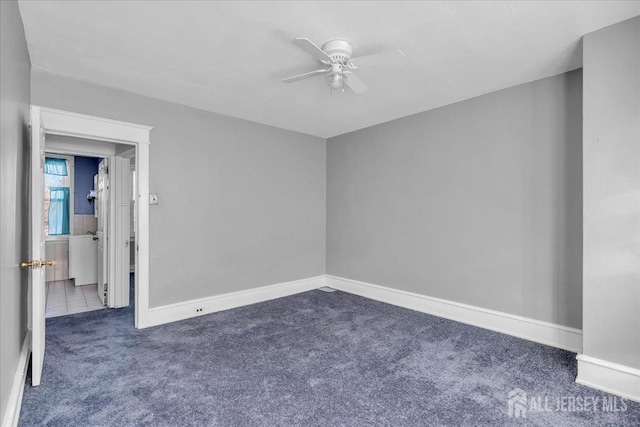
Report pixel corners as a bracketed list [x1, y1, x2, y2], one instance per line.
[45, 280, 106, 318]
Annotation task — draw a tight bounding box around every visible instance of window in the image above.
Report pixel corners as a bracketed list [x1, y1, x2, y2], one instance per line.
[44, 156, 74, 236]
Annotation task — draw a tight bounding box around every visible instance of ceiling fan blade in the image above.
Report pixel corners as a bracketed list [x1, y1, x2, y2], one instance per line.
[351, 50, 406, 69]
[292, 38, 333, 63]
[345, 72, 368, 94]
[282, 69, 330, 83]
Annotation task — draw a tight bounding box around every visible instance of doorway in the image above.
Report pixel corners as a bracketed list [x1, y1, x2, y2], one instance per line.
[28, 106, 152, 386]
[42, 138, 135, 318]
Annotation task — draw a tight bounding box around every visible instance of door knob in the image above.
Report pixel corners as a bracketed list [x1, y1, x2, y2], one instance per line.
[20, 260, 56, 269]
[20, 261, 40, 268]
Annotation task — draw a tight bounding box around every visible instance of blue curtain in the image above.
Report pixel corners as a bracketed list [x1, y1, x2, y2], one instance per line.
[49, 187, 70, 235]
[45, 158, 68, 176]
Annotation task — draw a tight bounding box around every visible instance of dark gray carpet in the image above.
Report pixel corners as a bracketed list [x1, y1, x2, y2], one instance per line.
[20, 284, 639, 426]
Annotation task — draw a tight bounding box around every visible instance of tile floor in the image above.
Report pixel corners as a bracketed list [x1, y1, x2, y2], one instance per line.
[45, 280, 106, 318]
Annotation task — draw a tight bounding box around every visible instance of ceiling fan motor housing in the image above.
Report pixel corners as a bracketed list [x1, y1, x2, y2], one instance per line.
[322, 39, 353, 64]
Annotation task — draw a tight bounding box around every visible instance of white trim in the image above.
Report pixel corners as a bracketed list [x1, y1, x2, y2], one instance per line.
[46, 136, 117, 158]
[139, 276, 326, 328]
[576, 354, 640, 403]
[134, 143, 150, 328]
[34, 106, 151, 330]
[144, 273, 583, 351]
[1, 331, 31, 427]
[39, 106, 151, 144]
[326, 275, 583, 353]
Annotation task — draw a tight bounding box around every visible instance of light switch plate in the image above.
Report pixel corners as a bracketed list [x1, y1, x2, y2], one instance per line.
[149, 193, 159, 205]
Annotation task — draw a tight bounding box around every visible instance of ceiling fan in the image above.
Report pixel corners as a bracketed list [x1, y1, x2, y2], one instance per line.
[282, 38, 405, 94]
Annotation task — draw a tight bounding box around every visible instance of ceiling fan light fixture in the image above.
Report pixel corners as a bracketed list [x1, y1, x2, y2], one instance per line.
[328, 74, 343, 90]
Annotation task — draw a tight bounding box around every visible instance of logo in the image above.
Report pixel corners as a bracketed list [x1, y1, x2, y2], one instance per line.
[507, 388, 628, 418]
[508, 388, 528, 418]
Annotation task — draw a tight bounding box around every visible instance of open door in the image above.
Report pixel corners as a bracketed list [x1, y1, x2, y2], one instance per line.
[112, 156, 131, 308]
[96, 159, 109, 305]
[24, 106, 52, 386]
[97, 156, 131, 308]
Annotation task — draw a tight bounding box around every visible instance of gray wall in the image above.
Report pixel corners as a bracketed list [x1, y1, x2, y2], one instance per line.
[31, 70, 326, 307]
[327, 70, 583, 329]
[582, 17, 640, 368]
[0, 0, 31, 421]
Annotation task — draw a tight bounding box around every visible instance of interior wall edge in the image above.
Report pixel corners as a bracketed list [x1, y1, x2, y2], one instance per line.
[576, 354, 640, 403]
[581, 15, 640, 373]
[0, 0, 31, 423]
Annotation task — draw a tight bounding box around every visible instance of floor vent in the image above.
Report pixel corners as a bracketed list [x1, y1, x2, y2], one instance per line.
[318, 287, 336, 293]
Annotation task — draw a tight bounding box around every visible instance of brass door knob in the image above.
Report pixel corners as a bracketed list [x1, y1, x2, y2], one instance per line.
[20, 260, 56, 269]
[20, 261, 40, 269]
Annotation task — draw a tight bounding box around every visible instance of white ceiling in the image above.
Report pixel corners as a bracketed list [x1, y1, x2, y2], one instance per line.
[18, 1, 640, 138]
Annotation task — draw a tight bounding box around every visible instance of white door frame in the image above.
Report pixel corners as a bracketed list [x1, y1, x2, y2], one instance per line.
[36, 106, 152, 328]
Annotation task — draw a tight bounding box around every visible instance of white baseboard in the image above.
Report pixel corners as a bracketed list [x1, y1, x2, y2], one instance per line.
[2, 331, 30, 427]
[140, 275, 326, 328]
[576, 354, 640, 403]
[46, 272, 640, 402]
[138, 273, 583, 353]
[326, 275, 583, 353]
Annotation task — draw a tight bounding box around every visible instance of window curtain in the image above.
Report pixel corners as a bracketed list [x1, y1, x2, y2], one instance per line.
[45, 157, 68, 176]
[49, 187, 70, 235]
